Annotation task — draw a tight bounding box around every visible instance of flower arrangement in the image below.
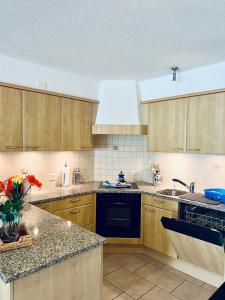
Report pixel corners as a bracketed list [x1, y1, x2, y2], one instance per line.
[0, 175, 42, 243]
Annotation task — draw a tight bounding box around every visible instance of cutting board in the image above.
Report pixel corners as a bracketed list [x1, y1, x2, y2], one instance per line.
[179, 193, 222, 205]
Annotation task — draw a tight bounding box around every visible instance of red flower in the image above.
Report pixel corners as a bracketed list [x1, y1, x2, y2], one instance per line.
[0, 181, 5, 192]
[6, 178, 13, 197]
[26, 175, 42, 188]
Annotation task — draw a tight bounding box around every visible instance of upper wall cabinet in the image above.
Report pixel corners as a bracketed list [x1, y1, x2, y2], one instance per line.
[148, 99, 187, 152]
[23, 91, 62, 151]
[0, 87, 23, 151]
[187, 93, 225, 154]
[146, 91, 225, 154]
[62, 98, 80, 150]
[79, 101, 93, 149]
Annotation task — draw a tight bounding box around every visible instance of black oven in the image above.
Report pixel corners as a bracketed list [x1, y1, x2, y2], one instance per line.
[96, 193, 141, 238]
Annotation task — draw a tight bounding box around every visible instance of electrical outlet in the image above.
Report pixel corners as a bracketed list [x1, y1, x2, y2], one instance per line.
[21, 168, 28, 174]
[48, 173, 56, 181]
[212, 163, 220, 171]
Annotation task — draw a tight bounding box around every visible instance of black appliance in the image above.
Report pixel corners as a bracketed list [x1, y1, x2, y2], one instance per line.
[96, 193, 141, 238]
[161, 202, 225, 275]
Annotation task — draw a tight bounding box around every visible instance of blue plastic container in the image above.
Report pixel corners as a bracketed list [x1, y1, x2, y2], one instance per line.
[204, 188, 225, 203]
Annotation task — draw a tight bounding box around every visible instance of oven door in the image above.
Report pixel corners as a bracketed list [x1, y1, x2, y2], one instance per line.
[161, 217, 224, 275]
[96, 195, 141, 238]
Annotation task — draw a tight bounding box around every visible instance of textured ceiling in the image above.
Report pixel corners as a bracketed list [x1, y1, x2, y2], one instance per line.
[1, 0, 225, 80]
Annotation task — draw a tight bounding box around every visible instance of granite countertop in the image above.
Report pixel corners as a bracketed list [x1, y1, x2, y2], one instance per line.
[0, 205, 105, 284]
[30, 181, 225, 212]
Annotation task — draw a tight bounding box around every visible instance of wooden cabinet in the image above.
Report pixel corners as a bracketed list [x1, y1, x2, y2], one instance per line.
[143, 204, 157, 250]
[61, 98, 80, 150]
[0, 84, 98, 152]
[35, 194, 96, 232]
[0, 87, 23, 151]
[187, 92, 225, 154]
[148, 99, 187, 152]
[54, 204, 94, 227]
[147, 91, 225, 154]
[143, 195, 178, 258]
[23, 91, 62, 151]
[79, 101, 93, 149]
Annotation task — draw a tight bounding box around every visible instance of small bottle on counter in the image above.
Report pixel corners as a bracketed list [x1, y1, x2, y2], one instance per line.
[73, 168, 81, 185]
[118, 171, 125, 183]
[61, 162, 70, 187]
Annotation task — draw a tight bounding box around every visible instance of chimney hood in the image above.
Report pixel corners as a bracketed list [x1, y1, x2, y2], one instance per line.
[92, 124, 147, 135]
[92, 81, 147, 135]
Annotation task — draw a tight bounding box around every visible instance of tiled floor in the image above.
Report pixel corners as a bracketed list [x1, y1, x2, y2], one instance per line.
[103, 253, 217, 300]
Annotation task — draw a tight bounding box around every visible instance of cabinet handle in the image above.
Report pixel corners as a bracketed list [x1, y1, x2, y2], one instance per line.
[25, 146, 40, 150]
[172, 147, 185, 151]
[40, 205, 47, 209]
[70, 209, 80, 214]
[144, 206, 155, 213]
[154, 199, 165, 204]
[187, 148, 200, 151]
[70, 198, 80, 203]
[6, 146, 22, 150]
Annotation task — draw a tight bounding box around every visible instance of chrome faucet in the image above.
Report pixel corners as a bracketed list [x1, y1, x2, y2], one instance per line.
[172, 178, 195, 193]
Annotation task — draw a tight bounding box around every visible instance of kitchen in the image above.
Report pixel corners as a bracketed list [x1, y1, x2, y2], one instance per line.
[1, 1, 225, 300]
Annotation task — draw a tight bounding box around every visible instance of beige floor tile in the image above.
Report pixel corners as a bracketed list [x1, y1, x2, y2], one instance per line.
[115, 293, 134, 299]
[107, 254, 147, 272]
[172, 281, 213, 300]
[202, 282, 217, 292]
[102, 280, 123, 300]
[104, 257, 121, 276]
[135, 263, 184, 292]
[135, 254, 164, 267]
[105, 268, 155, 299]
[140, 286, 180, 300]
[162, 264, 204, 286]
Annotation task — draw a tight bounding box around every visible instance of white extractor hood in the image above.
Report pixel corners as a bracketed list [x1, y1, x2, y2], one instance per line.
[92, 81, 147, 135]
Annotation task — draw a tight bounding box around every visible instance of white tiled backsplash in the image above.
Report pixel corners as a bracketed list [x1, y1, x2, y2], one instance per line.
[0, 136, 225, 192]
[94, 135, 225, 192]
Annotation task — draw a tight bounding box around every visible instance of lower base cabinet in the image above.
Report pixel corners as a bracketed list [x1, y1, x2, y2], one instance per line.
[143, 195, 178, 258]
[35, 193, 95, 232]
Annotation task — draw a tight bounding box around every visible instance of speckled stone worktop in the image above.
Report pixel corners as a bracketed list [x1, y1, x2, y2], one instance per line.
[30, 181, 225, 212]
[0, 205, 105, 284]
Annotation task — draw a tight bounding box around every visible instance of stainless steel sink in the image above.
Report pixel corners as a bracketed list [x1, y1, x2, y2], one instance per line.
[156, 189, 188, 197]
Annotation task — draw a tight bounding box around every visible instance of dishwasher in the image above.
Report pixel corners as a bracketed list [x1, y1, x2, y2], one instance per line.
[161, 203, 225, 275]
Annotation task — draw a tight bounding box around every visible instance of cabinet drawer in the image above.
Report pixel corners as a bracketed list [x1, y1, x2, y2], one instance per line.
[52, 193, 94, 212]
[143, 195, 178, 212]
[54, 203, 94, 226]
[35, 201, 52, 213]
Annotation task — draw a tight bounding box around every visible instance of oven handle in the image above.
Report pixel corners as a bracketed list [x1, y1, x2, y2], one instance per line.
[113, 202, 127, 205]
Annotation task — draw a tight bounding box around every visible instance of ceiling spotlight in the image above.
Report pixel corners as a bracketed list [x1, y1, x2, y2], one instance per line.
[171, 66, 179, 81]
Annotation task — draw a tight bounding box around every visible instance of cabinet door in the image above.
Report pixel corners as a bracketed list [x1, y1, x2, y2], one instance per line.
[143, 204, 157, 249]
[187, 93, 225, 154]
[54, 204, 94, 226]
[62, 98, 80, 150]
[148, 99, 187, 152]
[23, 91, 62, 150]
[156, 208, 177, 258]
[0, 87, 23, 151]
[79, 102, 93, 149]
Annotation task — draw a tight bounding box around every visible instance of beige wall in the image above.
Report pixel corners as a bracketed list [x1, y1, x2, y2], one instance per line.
[0, 151, 94, 189]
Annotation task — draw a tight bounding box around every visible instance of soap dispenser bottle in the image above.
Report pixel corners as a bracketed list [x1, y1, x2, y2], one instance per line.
[62, 162, 70, 187]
